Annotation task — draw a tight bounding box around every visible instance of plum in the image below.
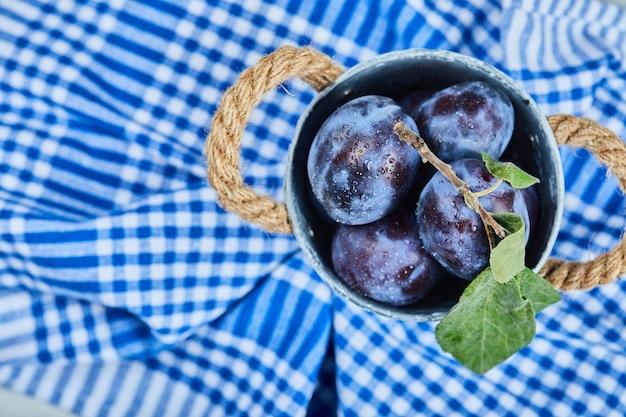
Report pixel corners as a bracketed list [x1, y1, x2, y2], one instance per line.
[331, 208, 443, 306]
[417, 158, 530, 280]
[307, 95, 421, 225]
[412, 81, 514, 162]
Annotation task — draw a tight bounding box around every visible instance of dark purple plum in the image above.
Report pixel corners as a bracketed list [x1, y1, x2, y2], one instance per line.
[331, 208, 443, 306]
[307, 95, 421, 225]
[417, 158, 530, 281]
[413, 81, 514, 162]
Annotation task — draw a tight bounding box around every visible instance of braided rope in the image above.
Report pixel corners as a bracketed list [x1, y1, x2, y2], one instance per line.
[539, 115, 626, 290]
[205, 46, 343, 234]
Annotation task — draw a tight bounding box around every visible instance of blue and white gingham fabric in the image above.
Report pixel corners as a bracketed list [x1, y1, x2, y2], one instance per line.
[1, 0, 626, 416]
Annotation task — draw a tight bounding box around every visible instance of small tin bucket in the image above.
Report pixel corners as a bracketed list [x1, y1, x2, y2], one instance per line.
[284, 49, 564, 321]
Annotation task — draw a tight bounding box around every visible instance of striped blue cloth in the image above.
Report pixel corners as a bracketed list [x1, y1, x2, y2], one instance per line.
[1, 0, 626, 415]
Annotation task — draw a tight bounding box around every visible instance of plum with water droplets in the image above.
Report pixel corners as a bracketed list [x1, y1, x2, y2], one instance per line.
[331, 208, 444, 306]
[411, 81, 514, 162]
[307, 95, 421, 225]
[417, 158, 530, 280]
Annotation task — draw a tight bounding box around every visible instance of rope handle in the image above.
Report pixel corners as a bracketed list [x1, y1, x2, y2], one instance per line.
[539, 115, 626, 289]
[205, 46, 626, 291]
[206, 46, 343, 234]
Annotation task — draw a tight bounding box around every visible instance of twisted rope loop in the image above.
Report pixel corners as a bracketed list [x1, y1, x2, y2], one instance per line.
[540, 115, 626, 290]
[205, 46, 343, 234]
[206, 47, 626, 291]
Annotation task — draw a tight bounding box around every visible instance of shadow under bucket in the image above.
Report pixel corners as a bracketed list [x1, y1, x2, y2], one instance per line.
[284, 49, 564, 321]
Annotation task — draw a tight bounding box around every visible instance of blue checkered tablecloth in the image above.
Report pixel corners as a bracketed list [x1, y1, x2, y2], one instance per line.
[1, 0, 626, 416]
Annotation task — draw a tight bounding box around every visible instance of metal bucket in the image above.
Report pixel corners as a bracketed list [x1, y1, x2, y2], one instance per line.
[284, 49, 564, 321]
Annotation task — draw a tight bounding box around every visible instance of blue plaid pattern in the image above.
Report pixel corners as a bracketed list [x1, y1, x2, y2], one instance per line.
[1, 0, 626, 415]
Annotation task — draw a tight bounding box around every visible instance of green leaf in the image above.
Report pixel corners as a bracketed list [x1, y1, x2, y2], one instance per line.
[435, 268, 536, 374]
[490, 212, 524, 234]
[489, 213, 525, 283]
[482, 153, 540, 189]
[516, 268, 562, 313]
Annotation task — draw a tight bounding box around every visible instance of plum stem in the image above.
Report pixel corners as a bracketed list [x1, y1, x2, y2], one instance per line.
[473, 178, 503, 198]
[393, 122, 508, 241]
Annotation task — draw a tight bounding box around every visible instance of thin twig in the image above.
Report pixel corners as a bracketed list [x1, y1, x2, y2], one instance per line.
[393, 122, 508, 241]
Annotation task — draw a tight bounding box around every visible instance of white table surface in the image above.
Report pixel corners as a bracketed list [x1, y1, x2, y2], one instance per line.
[0, 387, 78, 417]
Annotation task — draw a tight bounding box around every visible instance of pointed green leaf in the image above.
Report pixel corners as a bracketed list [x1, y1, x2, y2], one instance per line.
[482, 153, 540, 189]
[489, 213, 525, 283]
[435, 268, 536, 374]
[516, 268, 562, 313]
[491, 212, 524, 234]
